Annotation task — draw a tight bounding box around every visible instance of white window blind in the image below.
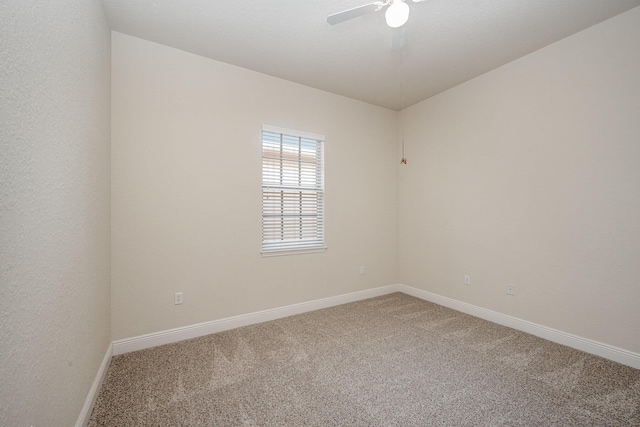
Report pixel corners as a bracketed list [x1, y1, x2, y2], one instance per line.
[262, 126, 325, 254]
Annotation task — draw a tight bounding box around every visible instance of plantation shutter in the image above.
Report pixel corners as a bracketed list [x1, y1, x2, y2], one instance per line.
[262, 125, 325, 254]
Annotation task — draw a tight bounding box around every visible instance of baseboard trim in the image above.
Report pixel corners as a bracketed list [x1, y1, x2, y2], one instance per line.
[76, 342, 112, 427]
[112, 284, 400, 355]
[398, 284, 640, 370]
[111, 283, 639, 369]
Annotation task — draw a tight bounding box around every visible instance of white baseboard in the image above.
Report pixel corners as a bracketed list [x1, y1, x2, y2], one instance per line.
[112, 284, 400, 355]
[76, 342, 112, 427]
[110, 283, 639, 369]
[398, 284, 640, 370]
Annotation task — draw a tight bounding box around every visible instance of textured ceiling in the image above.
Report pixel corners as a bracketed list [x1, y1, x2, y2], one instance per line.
[102, 0, 640, 111]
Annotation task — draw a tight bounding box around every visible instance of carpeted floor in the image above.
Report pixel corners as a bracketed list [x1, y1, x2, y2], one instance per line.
[89, 293, 640, 426]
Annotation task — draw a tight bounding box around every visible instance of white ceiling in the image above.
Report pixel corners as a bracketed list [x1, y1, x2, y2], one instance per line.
[102, 0, 640, 111]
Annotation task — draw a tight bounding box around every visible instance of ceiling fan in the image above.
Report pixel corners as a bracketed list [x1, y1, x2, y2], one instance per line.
[327, 0, 427, 28]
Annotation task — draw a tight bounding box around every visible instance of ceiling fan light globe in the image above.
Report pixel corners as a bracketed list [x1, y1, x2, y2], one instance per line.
[385, 0, 410, 28]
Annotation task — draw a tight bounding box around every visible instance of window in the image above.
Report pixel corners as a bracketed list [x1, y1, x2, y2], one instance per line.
[261, 125, 325, 255]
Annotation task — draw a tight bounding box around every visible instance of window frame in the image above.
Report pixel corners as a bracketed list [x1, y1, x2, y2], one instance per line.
[261, 125, 326, 257]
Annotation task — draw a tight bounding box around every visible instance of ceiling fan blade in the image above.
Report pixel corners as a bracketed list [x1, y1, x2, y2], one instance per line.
[327, 2, 383, 25]
[391, 26, 408, 50]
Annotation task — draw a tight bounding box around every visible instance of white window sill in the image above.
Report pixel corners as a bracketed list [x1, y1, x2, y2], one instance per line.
[261, 247, 327, 257]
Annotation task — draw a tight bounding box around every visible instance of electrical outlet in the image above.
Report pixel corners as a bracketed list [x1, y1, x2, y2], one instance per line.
[360, 266, 365, 275]
[175, 292, 183, 305]
[506, 284, 515, 296]
[464, 275, 471, 286]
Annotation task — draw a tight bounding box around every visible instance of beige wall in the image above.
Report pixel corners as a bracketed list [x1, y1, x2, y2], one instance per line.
[111, 32, 398, 340]
[398, 7, 640, 353]
[0, 1, 112, 425]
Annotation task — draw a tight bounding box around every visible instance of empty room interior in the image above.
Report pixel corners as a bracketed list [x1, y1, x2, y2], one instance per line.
[2, 0, 640, 425]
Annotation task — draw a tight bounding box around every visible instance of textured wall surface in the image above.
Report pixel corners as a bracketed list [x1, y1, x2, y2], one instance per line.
[111, 32, 398, 341]
[0, 1, 111, 425]
[398, 7, 640, 353]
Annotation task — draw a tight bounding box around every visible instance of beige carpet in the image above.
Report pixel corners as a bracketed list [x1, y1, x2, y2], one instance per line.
[89, 293, 640, 426]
